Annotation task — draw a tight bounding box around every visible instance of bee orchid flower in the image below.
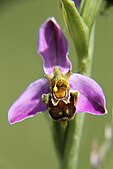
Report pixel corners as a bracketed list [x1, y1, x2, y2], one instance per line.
[8, 17, 107, 127]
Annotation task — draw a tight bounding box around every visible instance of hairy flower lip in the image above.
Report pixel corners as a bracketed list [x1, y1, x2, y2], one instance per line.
[45, 91, 78, 121]
[8, 17, 107, 124]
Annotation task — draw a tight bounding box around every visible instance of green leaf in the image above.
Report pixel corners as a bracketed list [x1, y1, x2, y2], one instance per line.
[61, 0, 89, 59]
[80, 0, 103, 30]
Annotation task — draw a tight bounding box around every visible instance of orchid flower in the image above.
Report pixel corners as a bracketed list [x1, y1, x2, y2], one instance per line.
[8, 17, 107, 127]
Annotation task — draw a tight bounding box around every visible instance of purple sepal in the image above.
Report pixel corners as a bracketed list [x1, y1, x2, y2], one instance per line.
[69, 73, 107, 115]
[38, 17, 72, 74]
[8, 78, 49, 124]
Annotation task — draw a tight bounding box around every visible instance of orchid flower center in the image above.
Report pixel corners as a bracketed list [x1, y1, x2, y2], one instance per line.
[52, 79, 70, 99]
[42, 66, 79, 128]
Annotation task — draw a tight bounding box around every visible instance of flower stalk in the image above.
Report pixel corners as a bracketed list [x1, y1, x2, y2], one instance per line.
[60, 25, 95, 169]
[57, 1, 104, 169]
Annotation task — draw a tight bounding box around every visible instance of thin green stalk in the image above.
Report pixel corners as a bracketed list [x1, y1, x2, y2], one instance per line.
[51, 121, 65, 161]
[78, 23, 95, 75]
[61, 114, 85, 169]
[52, 1, 103, 169]
[60, 24, 95, 169]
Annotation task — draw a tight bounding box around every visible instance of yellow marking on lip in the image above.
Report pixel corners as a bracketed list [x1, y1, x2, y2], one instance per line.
[54, 88, 66, 98]
[66, 109, 69, 115]
[53, 86, 58, 92]
[59, 112, 63, 116]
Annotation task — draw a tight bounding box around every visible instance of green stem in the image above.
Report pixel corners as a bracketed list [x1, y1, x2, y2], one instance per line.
[52, 0, 103, 168]
[61, 114, 85, 169]
[60, 24, 95, 169]
[78, 24, 95, 75]
[51, 121, 65, 162]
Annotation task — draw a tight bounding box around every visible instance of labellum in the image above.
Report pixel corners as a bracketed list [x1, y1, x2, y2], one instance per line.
[42, 66, 79, 128]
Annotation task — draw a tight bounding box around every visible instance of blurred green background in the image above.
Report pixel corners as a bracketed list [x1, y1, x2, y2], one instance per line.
[0, 0, 113, 169]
